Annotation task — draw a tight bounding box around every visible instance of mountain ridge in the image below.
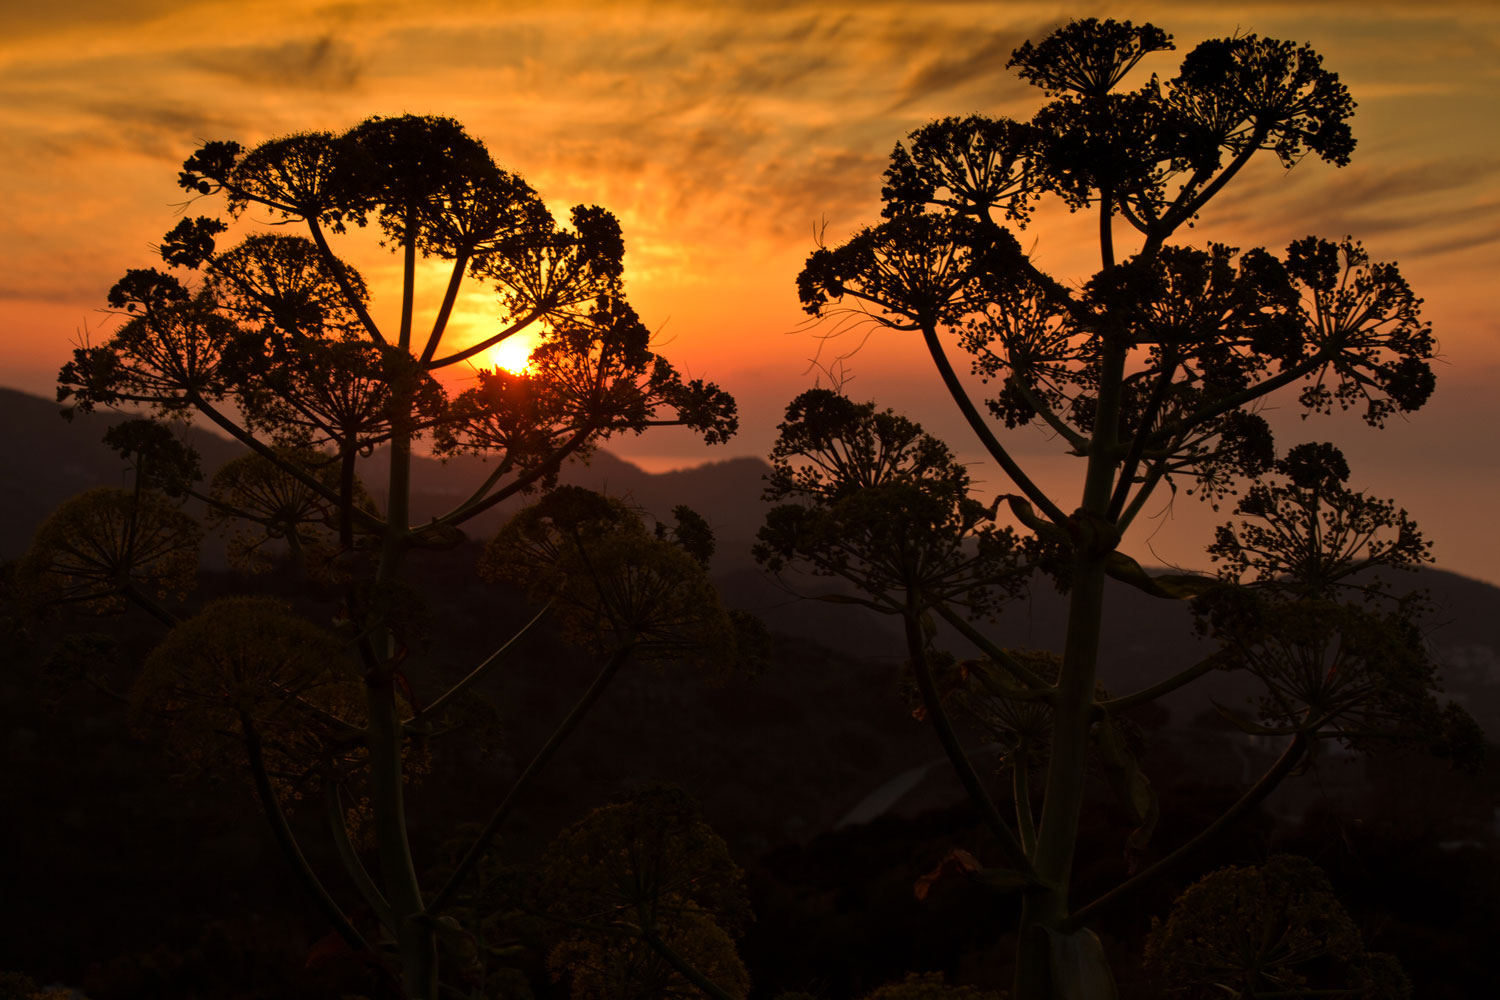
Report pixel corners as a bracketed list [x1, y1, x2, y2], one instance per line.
[6, 384, 1497, 733]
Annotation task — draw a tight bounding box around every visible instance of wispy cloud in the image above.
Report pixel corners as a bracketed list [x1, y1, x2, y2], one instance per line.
[187, 34, 366, 91]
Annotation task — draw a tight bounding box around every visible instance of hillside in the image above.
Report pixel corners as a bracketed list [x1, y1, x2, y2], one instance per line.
[6, 384, 1497, 732]
[0, 386, 769, 572]
[5, 385, 1499, 998]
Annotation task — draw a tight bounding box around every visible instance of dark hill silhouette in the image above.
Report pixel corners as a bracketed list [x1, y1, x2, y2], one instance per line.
[4, 394, 1496, 1000]
[6, 384, 1497, 734]
[1, 386, 770, 573]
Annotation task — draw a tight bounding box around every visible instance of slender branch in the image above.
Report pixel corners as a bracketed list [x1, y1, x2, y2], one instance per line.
[1097, 651, 1225, 714]
[1107, 354, 1180, 521]
[398, 208, 417, 352]
[1117, 196, 1153, 234]
[920, 324, 1069, 525]
[931, 602, 1052, 693]
[120, 585, 180, 628]
[418, 252, 471, 364]
[429, 644, 634, 914]
[305, 218, 386, 346]
[426, 304, 550, 369]
[240, 710, 369, 953]
[640, 927, 742, 1000]
[323, 782, 395, 930]
[903, 602, 1037, 875]
[412, 599, 554, 723]
[1061, 732, 1308, 931]
[1175, 349, 1336, 433]
[431, 426, 595, 528]
[1014, 738, 1037, 859]
[1157, 135, 1265, 237]
[534, 911, 642, 937]
[1114, 452, 1174, 535]
[1099, 183, 1115, 270]
[270, 683, 366, 739]
[437, 452, 514, 524]
[189, 397, 385, 534]
[1002, 373, 1089, 453]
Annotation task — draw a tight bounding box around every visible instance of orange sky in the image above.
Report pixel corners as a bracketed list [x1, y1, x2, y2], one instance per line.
[2, 1, 1497, 580]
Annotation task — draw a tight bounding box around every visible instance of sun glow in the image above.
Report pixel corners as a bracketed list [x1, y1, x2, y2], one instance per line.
[481, 333, 539, 374]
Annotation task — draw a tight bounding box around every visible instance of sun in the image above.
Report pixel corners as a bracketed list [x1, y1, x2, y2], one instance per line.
[482, 333, 538, 374]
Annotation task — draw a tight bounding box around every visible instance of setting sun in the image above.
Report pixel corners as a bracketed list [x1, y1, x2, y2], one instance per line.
[481, 332, 538, 374]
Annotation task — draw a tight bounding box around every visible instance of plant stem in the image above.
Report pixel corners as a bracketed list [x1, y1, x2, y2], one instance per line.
[641, 927, 742, 1000]
[240, 711, 368, 953]
[324, 782, 394, 930]
[429, 645, 634, 914]
[1061, 732, 1308, 931]
[903, 603, 1035, 875]
[1014, 738, 1036, 860]
[413, 600, 553, 723]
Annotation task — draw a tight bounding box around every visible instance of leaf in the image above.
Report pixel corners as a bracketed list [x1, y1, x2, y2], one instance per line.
[1211, 700, 1302, 736]
[409, 520, 467, 550]
[1005, 494, 1070, 545]
[914, 848, 1047, 899]
[913, 847, 981, 900]
[1046, 927, 1120, 1000]
[1105, 549, 1218, 599]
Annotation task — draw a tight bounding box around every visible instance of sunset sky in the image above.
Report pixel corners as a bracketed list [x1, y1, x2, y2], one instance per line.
[2, 1, 1496, 581]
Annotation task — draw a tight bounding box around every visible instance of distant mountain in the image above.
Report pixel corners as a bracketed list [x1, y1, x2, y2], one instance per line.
[6, 385, 1497, 735]
[0, 386, 771, 572]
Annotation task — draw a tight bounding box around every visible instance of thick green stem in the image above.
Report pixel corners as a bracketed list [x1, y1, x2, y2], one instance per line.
[1016, 335, 1127, 997]
[1036, 556, 1108, 870]
[365, 370, 433, 994]
[338, 446, 357, 550]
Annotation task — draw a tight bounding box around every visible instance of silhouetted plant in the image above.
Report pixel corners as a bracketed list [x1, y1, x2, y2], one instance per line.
[774, 16, 1470, 998]
[1144, 855, 1411, 999]
[1197, 445, 1478, 769]
[204, 446, 373, 578]
[0, 971, 87, 1000]
[19, 486, 200, 623]
[41, 112, 739, 998]
[861, 972, 1006, 1000]
[482, 486, 735, 668]
[537, 786, 752, 1000]
[131, 596, 371, 797]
